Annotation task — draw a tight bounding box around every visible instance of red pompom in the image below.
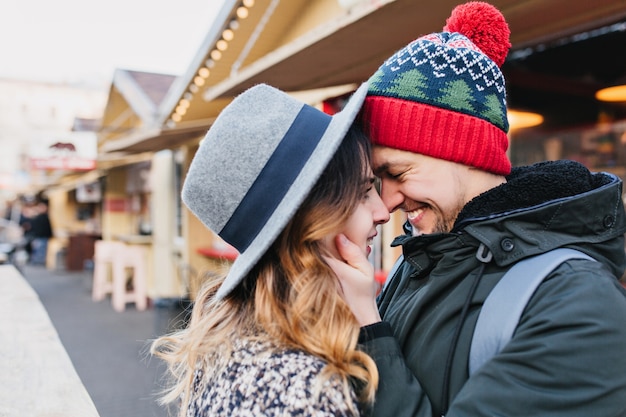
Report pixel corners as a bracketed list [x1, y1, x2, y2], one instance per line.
[443, 1, 511, 67]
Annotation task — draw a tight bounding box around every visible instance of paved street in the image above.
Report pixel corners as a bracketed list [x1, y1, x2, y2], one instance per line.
[20, 264, 189, 417]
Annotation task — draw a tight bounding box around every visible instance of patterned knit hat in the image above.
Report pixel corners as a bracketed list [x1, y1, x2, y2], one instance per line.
[361, 1, 512, 175]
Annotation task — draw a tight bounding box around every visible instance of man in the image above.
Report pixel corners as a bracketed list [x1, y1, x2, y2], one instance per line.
[29, 200, 53, 266]
[332, 2, 626, 416]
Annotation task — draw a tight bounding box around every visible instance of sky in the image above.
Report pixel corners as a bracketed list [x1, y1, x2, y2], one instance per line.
[0, 0, 226, 87]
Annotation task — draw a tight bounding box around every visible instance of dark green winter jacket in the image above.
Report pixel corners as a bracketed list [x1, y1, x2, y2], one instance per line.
[362, 160, 626, 417]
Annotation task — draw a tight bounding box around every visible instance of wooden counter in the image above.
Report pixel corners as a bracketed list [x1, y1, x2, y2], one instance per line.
[113, 234, 153, 245]
[66, 233, 101, 271]
[0, 265, 99, 416]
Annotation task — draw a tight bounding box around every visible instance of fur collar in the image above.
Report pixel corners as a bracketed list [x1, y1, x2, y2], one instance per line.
[458, 160, 613, 223]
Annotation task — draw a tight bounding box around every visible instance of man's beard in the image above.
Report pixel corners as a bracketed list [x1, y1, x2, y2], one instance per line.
[410, 205, 461, 236]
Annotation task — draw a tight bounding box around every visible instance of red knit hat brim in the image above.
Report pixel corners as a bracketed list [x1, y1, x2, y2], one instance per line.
[361, 96, 511, 175]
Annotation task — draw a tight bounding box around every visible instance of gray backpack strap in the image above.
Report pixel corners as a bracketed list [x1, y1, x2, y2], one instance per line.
[469, 248, 595, 375]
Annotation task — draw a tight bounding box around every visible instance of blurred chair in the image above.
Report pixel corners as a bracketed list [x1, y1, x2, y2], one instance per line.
[111, 244, 148, 312]
[92, 240, 148, 312]
[92, 240, 123, 302]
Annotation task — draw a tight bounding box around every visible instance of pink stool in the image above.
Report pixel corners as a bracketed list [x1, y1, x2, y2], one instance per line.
[92, 240, 125, 302]
[111, 244, 148, 312]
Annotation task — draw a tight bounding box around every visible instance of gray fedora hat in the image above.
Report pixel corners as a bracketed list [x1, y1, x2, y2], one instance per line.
[182, 82, 368, 300]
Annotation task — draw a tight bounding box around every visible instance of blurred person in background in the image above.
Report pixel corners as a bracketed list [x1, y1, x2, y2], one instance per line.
[20, 199, 53, 266]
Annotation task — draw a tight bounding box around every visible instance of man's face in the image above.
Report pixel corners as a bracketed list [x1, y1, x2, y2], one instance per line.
[372, 145, 469, 236]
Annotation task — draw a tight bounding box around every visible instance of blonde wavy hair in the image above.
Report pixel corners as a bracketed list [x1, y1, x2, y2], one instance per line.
[151, 125, 379, 414]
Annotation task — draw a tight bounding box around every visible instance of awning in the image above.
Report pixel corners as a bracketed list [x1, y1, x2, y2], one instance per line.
[203, 0, 626, 101]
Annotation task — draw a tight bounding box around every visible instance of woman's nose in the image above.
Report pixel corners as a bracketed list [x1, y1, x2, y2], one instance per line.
[372, 189, 391, 225]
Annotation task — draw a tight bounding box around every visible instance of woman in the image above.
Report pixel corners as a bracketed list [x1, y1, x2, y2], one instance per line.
[151, 82, 389, 416]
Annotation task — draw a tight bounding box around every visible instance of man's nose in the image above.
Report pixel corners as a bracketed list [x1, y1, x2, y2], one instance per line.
[380, 179, 404, 213]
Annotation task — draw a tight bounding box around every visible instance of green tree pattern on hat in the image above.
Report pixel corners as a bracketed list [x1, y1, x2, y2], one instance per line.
[438, 79, 475, 113]
[369, 69, 430, 100]
[482, 94, 507, 129]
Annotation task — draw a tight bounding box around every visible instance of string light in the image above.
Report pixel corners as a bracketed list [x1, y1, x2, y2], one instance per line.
[236, 6, 249, 19]
[222, 29, 234, 41]
[198, 67, 210, 78]
[175, 105, 187, 115]
[210, 50, 222, 61]
[216, 40, 228, 51]
[171, 1, 254, 125]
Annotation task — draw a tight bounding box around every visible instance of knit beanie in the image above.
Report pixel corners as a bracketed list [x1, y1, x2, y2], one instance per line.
[361, 1, 512, 175]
